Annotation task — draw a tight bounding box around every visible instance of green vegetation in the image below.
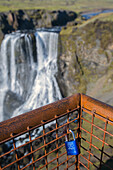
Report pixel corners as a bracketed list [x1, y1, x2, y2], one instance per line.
[0, 0, 113, 13]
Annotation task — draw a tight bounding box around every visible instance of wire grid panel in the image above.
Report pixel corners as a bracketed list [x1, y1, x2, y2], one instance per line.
[79, 107, 113, 170]
[0, 108, 79, 170]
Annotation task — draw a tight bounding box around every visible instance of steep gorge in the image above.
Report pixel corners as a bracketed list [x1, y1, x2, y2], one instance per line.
[0, 9, 113, 111]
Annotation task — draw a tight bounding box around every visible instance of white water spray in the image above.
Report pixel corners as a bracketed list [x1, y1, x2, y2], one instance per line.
[0, 29, 62, 121]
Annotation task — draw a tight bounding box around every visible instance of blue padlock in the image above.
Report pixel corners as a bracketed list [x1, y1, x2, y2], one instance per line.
[65, 130, 79, 155]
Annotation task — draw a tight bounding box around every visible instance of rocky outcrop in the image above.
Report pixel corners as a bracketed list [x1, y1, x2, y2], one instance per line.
[0, 9, 77, 44]
[58, 20, 113, 105]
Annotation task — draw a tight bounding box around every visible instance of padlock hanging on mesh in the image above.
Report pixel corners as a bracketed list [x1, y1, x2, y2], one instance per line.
[65, 130, 79, 155]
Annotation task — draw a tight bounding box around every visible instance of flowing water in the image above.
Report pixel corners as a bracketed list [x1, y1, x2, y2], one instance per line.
[0, 28, 62, 122]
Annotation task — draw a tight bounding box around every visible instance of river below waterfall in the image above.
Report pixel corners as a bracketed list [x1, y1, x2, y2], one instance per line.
[0, 28, 62, 122]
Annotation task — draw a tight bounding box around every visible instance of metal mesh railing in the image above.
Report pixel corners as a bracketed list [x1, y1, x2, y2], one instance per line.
[80, 108, 113, 169]
[0, 93, 113, 169]
[79, 94, 113, 170]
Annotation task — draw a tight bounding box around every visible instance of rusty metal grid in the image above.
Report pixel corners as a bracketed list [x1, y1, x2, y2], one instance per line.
[79, 107, 113, 170]
[0, 93, 113, 170]
[0, 107, 79, 170]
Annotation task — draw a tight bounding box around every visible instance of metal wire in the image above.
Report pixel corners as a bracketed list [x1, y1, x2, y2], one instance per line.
[0, 94, 113, 169]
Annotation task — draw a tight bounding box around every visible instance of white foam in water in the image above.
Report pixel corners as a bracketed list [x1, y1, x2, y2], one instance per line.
[0, 35, 11, 121]
[0, 29, 62, 121]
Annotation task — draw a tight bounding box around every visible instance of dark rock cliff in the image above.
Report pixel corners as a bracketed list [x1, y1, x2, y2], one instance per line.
[0, 9, 77, 51]
[0, 9, 77, 41]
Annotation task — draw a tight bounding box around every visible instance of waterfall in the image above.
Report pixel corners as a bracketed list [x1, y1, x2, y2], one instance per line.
[0, 29, 62, 122]
[0, 36, 10, 121]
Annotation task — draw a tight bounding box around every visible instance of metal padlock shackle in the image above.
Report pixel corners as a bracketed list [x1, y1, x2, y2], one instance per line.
[65, 129, 79, 155]
[65, 129, 76, 141]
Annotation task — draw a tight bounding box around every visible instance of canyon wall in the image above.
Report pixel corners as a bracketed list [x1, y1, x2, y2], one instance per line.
[0, 9, 113, 105]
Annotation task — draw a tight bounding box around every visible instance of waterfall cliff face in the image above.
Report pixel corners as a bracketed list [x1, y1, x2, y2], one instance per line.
[0, 29, 62, 122]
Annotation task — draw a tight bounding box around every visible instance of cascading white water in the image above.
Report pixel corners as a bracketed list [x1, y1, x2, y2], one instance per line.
[0, 36, 10, 121]
[0, 29, 62, 122]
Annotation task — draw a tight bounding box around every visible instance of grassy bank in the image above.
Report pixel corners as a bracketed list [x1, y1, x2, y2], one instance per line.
[0, 0, 113, 13]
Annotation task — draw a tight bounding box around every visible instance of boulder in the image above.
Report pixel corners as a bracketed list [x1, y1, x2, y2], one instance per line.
[3, 90, 24, 120]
